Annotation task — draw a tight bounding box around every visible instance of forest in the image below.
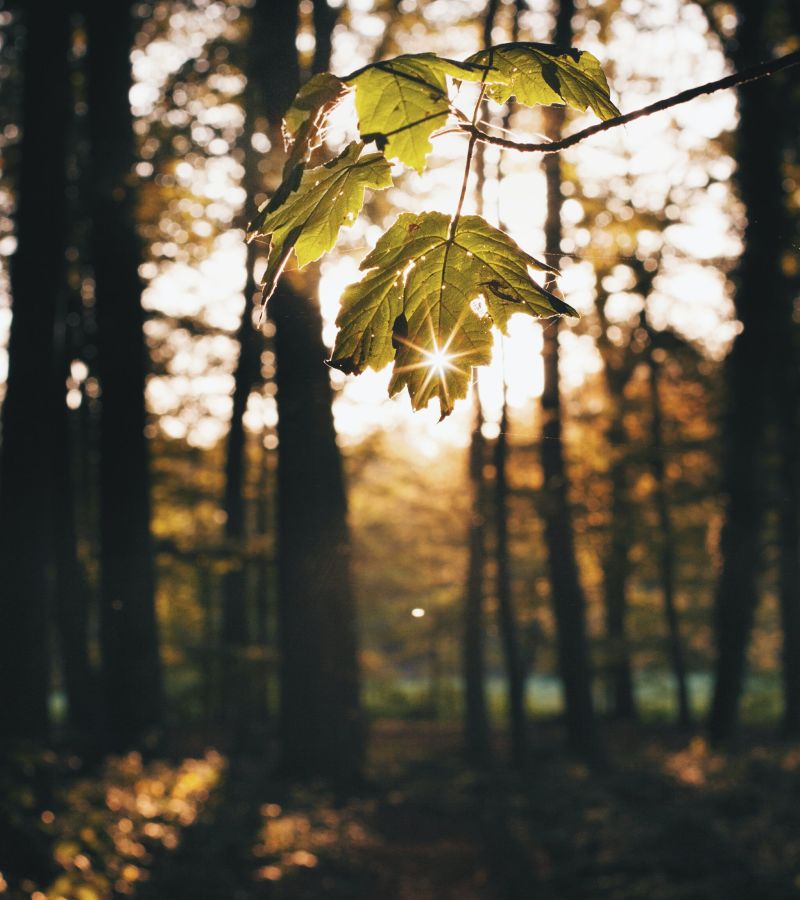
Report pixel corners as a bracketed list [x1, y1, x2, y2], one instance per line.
[0, 0, 798, 897]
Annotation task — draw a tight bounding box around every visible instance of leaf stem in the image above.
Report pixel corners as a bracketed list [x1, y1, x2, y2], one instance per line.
[461, 49, 800, 154]
[449, 74, 489, 241]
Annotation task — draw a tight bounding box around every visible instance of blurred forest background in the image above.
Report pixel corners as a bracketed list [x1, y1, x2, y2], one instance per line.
[0, 0, 798, 897]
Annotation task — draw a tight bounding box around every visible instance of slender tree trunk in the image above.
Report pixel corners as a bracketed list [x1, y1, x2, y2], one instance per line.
[776, 277, 800, 737]
[312, 0, 337, 74]
[645, 334, 692, 728]
[475, 0, 526, 768]
[602, 401, 636, 719]
[219, 0, 277, 732]
[254, 435, 273, 722]
[708, 0, 782, 744]
[86, 0, 163, 751]
[494, 398, 527, 766]
[776, 6, 800, 739]
[539, 0, 603, 762]
[220, 289, 259, 735]
[0, 4, 71, 744]
[52, 297, 97, 738]
[464, 385, 492, 766]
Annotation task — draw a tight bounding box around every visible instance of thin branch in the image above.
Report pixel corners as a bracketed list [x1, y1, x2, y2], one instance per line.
[461, 49, 800, 153]
[449, 66, 491, 239]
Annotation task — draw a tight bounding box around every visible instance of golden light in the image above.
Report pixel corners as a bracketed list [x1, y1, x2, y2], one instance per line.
[411, 608, 425, 618]
[425, 346, 454, 377]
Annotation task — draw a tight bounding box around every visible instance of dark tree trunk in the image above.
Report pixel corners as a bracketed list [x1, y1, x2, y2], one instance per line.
[220, 282, 259, 734]
[0, 4, 72, 744]
[775, 237, 800, 737]
[708, 0, 782, 745]
[52, 302, 97, 738]
[254, 438, 273, 721]
[776, 6, 800, 739]
[494, 399, 527, 766]
[777, 359, 800, 738]
[234, 0, 361, 782]
[271, 281, 362, 783]
[219, 0, 301, 733]
[219, 0, 285, 733]
[464, 386, 492, 767]
[538, 0, 603, 763]
[86, 0, 163, 751]
[312, 0, 337, 74]
[645, 329, 692, 729]
[602, 396, 636, 719]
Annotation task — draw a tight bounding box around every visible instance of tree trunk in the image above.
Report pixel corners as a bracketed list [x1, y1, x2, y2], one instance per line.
[602, 402, 636, 719]
[220, 290, 259, 736]
[776, 4, 800, 740]
[52, 299, 97, 739]
[237, 0, 361, 783]
[539, 0, 603, 763]
[0, 4, 71, 744]
[254, 435, 273, 722]
[464, 385, 492, 767]
[775, 241, 800, 737]
[708, 0, 782, 745]
[494, 399, 527, 766]
[271, 280, 363, 783]
[645, 332, 692, 728]
[777, 365, 800, 738]
[219, 0, 281, 733]
[86, 0, 163, 751]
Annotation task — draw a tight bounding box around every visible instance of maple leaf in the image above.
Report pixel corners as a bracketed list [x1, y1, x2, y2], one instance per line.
[329, 211, 575, 418]
[467, 43, 619, 121]
[247, 141, 392, 302]
[345, 54, 498, 173]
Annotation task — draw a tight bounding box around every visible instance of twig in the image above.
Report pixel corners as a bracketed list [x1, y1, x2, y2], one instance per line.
[460, 49, 800, 153]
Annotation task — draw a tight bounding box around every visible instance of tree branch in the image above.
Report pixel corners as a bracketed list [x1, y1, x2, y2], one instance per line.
[461, 49, 800, 153]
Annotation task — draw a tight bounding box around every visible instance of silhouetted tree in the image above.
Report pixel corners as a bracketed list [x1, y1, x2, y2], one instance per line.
[775, 3, 800, 739]
[0, 4, 71, 744]
[643, 312, 692, 729]
[257, 0, 363, 782]
[705, 0, 787, 744]
[478, 0, 527, 769]
[52, 296, 96, 738]
[464, 384, 492, 766]
[538, 0, 603, 762]
[595, 293, 637, 720]
[85, 0, 163, 750]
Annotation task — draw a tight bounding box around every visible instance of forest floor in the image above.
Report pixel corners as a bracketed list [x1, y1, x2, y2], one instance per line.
[138, 720, 800, 900]
[8, 720, 800, 899]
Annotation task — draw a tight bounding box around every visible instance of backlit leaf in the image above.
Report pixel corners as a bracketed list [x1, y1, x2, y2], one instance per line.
[346, 54, 497, 173]
[330, 211, 575, 418]
[468, 43, 619, 121]
[247, 141, 392, 302]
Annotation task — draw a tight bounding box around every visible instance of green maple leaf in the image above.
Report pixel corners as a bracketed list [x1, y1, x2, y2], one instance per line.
[346, 54, 497, 173]
[329, 211, 575, 418]
[247, 141, 392, 302]
[468, 43, 619, 121]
